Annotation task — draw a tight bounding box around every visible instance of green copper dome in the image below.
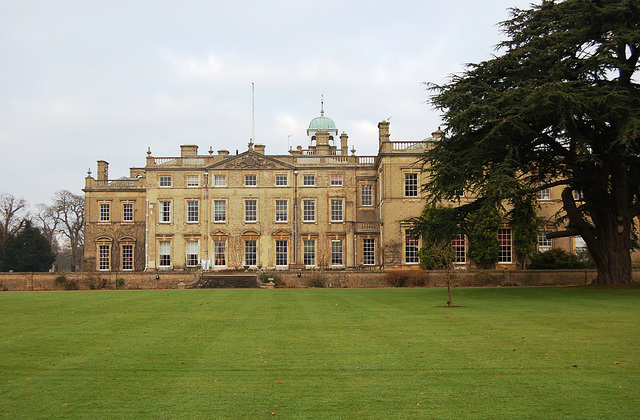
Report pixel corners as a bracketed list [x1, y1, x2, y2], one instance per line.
[307, 102, 338, 136]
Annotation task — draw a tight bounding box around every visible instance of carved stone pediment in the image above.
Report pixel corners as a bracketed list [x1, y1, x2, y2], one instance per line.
[209, 151, 293, 170]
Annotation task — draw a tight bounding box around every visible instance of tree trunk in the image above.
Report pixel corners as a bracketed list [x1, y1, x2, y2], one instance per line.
[590, 230, 633, 285]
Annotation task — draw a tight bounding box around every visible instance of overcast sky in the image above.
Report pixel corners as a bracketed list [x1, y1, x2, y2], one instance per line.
[0, 0, 533, 207]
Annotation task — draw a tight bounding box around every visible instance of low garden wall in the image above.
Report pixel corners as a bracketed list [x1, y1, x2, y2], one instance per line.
[1, 269, 638, 291]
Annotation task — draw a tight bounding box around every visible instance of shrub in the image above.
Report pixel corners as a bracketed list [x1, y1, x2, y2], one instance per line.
[307, 273, 327, 288]
[406, 270, 427, 287]
[116, 278, 125, 288]
[529, 249, 588, 269]
[258, 272, 282, 287]
[385, 270, 408, 287]
[53, 276, 79, 290]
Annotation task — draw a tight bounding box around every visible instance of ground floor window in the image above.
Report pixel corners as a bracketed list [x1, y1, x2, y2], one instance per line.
[405, 233, 419, 264]
[121, 244, 133, 270]
[331, 240, 343, 266]
[452, 234, 466, 264]
[363, 239, 375, 265]
[186, 241, 199, 267]
[303, 240, 316, 266]
[498, 229, 512, 263]
[214, 241, 226, 266]
[244, 240, 257, 266]
[275, 240, 288, 266]
[159, 241, 171, 267]
[99, 244, 110, 271]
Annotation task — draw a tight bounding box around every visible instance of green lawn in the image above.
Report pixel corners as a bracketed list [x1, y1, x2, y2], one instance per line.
[0, 287, 638, 419]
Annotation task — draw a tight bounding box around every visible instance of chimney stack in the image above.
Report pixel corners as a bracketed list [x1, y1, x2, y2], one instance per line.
[180, 145, 198, 157]
[378, 121, 390, 147]
[97, 160, 109, 181]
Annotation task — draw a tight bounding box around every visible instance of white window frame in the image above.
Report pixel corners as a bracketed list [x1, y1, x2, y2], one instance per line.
[159, 175, 172, 187]
[303, 174, 315, 186]
[363, 239, 376, 265]
[186, 240, 199, 267]
[159, 200, 171, 223]
[244, 240, 257, 266]
[538, 231, 552, 252]
[159, 241, 171, 268]
[303, 239, 316, 267]
[404, 173, 418, 197]
[330, 199, 344, 222]
[302, 199, 316, 223]
[275, 200, 288, 223]
[330, 174, 343, 186]
[245, 199, 257, 223]
[213, 200, 227, 223]
[244, 174, 257, 187]
[214, 240, 227, 267]
[539, 179, 551, 200]
[187, 200, 199, 223]
[405, 233, 420, 264]
[99, 203, 110, 222]
[275, 174, 288, 186]
[498, 229, 512, 263]
[186, 175, 200, 188]
[331, 240, 344, 267]
[122, 203, 133, 222]
[452, 234, 466, 264]
[98, 244, 110, 271]
[214, 174, 227, 187]
[361, 184, 373, 207]
[121, 244, 133, 271]
[275, 240, 288, 267]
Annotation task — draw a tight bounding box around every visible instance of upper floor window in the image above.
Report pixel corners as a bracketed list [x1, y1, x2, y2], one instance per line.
[303, 199, 316, 222]
[245, 200, 257, 222]
[303, 174, 315, 186]
[159, 176, 172, 187]
[122, 203, 133, 222]
[330, 199, 343, 222]
[214, 174, 227, 187]
[404, 173, 418, 197]
[275, 200, 288, 222]
[361, 185, 373, 206]
[275, 174, 288, 186]
[214, 200, 227, 223]
[538, 179, 551, 200]
[245, 174, 257, 186]
[99, 203, 110, 222]
[330, 174, 343, 186]
[186, 175, 200, 187]
[187, 200, 199, 223]
[159, 201, 171, 223]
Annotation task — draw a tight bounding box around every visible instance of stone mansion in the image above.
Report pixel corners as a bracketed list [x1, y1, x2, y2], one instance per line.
[83, 109, 579, 273]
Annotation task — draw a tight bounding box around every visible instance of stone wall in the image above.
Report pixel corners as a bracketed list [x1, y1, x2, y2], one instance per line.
[1, 269, 638, 291]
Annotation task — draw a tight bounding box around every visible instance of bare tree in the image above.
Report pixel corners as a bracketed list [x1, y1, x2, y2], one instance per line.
[0, 193, 27, 267]
[34, 203, 59, 247]
[51, 190, 84, 272]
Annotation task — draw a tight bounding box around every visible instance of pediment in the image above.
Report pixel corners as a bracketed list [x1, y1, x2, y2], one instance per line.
[208, 151, 294, 171]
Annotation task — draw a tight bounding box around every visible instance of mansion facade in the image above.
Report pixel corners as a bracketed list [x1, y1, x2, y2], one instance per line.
[83, 110, 578, 273]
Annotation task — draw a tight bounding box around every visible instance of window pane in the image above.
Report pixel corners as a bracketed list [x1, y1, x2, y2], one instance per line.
[186, 241, 199, 266]
[187, 200, 199, 222]
[160, 201, 171, 223]
[99, 245, 110, 271]
[187, 175, 199, 187]
[303, 240, 316, 266]
[275, 175, 288, 186]
[405, 233, 419, 264]
[452, 234, 466, 263]
[331, 200, 343, 222]
[498, 229, 512, 263]
[363, 239, 375, 265]
[122, 203, 133, 222]
[362, 185, 372, 206]
[303, 174, 315, 186]
[214, 200, 226, 222]
[159, 176, 172, 187]
[159, 241, 171, 266]
[538, 231, 552, 252]
[303, 200, 315, 222]
[330, 174, 343, 186]
[331, 240, 343, 266]
[245, 174, 257, 186]
[100, 203, 110, 222]
[122, 245, 133, 270]
[214, 241, 226, 266]
[245, 240, 257, 266]
[275, 200, 288, 222]
[245, 200, 257, 222]
[404, 173, 418, 197]
[214, 174, 227, 186]
[275, 240, 288, 266]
